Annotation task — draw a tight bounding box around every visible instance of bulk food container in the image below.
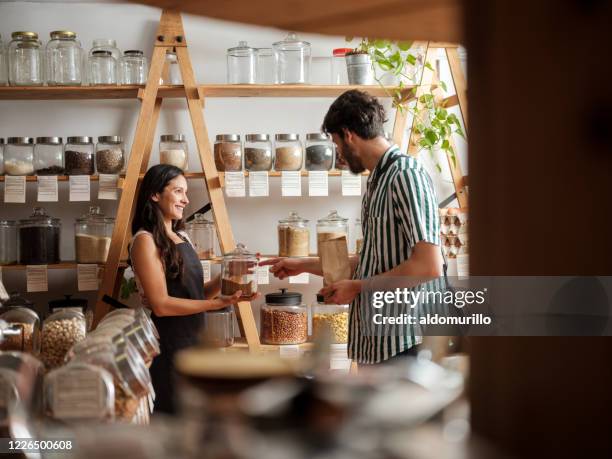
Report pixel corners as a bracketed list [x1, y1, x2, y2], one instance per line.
[75, 206, 114, 264]
[0, 293, 40, 353]
[34, 137, 64, 175]
[4, 137, 34, 175]
[8, 31, 43, 86]
[274, 134, 303, 171]
[159, 134, 188, 170]
[244, 134, 273, 171]
[40, 307, 87, 369]
[226, 41, 256, 84]
[96, 136, 125, 174]
[214, 134, 243, 171]
[261, 289, 307, 345]
[277, 211, 310, 257]
[311, 294, 349, 344]
[46, 30, 83, 86]
[18, 207, 61, 265]
[221, 243, 258, 301]
[65, 136, 95, 175]
[316, 210, 349, 256]
[0, 220, 18, 265]
[186, 213, 215, 259]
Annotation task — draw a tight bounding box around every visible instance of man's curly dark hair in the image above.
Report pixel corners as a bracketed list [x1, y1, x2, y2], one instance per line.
[322, 89, 387, 140]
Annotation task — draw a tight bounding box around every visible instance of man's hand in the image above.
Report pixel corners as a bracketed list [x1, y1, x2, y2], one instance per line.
[259, 257, 309, 280]
[319, 280, 362, 305]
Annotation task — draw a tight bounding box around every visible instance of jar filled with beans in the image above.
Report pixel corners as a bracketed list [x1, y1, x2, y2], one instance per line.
[40, 307, 87, 369]
[261, 289, 307, 345]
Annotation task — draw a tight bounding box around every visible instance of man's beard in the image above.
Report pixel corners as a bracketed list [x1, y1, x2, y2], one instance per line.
[339, 139, 365, 174]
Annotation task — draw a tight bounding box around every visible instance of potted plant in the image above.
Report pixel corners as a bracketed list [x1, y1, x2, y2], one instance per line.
[345, 41, 374, 84]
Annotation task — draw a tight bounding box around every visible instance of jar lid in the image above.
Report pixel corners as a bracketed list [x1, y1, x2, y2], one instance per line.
[160, 134, 185, 142]
[48, 295, 87, 311]
[275, 133, 299, 141]
[92, 50, 112, 57]
[76, 206, 115, 224]
[306, 133, 329, 141]
[19, 207, 61, 226]
[36, 137, 62, 145]
[224, 242, 255, 259]
[279, 211, 309, 224]
[256, 48, 273, 56]
[124, 50, 144, 56]
[2, 292, 34, 309]
[50, 30, 76, 40]
[188, 213, 213, 227]
[265, 288, 302, 306]
[273, 32, 310, 49]
[7, 137, 34, 145]
[227, 41, 257, 55]
[245, 134, 270, 142]
[11, 31, 38, 41]
[333, 48, 353, 57]
[317, 210, 348, 224]
[67, 136, 93, 144]
[98, 136, 123, 144]
[215, 134, 241, 142]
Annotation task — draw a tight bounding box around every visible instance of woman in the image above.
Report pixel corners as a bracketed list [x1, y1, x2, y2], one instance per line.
[130, 164, 242, 414]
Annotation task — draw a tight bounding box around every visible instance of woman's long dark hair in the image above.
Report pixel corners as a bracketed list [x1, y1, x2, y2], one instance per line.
[131, 164, 186, 279]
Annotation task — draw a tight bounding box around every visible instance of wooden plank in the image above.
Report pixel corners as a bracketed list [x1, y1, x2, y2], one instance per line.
[406, 43, 434, 156]
[445, 47, 468, 130]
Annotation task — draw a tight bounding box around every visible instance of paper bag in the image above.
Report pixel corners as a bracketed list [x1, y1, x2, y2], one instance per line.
[320, 236, 351, 286]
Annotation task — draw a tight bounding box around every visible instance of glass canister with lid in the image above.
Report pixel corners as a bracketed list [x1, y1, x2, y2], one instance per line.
[186, 213, 215, 259]
[278, 211, 310, 257]
[274, 134, 303, 171]
[48, 295, 91, 333]
[244, 134, 273, 171]
[0, 220, 18, 265]
[8, 31, 43, 86]
[18, 207, 61, 265]
[221, 243, 258, 301]
[256, 47, 275, 84]
[226, 41, 257, 84]
[88, 50, 117, 85]
[34, 137, 64, 175]
[4, 137, 34, 175]
[65, 136, 95, 175]
[0, 293, 41, 353]
[316, 210, 349, 256]
[273, 32, 311, 84]
[305, 133, 333, 171]
[214, 134, 243, 171]
[41, 307, 87, 369]
[311, 294, 349, 344]
[75, 206, 114, 264]
[46, 30, 83, 86]
[118, 50, 148, 85]
[201, 306, 235, 348]
[96, 136, 125, 174]
[159, 134, 188, 170]
[261, 289, 307, 345]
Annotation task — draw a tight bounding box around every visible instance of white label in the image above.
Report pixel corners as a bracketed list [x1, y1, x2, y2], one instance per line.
[37, 176, 59, 202]
[289, 272, 309, 284]
[330, 358, 352, 372]
[456, 254, 469, 279]
[248, 171, 269, 197]
[308, 171, 329, 196]
[4, 176, 26, 203]
[77, 264, 99, 291]
[281, 171, 301, 197]
[225, 171, 246, 197]
[257, 264, 270, 285]
[200, 260, 211, 283]
[26, 265, 48, 292]
[52, 368, 106, 420]
[98, 174, 119, 200]
[341, 170, 362, 196]
[69, 175, 91, 202]
[279, 345, 301, 359]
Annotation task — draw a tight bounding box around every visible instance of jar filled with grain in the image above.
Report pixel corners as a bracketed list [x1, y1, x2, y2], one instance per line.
[18, 207, 61, 265]
[186, 213, 215, 259]
[316, 210, 349, 256]
[201, 306, 235, 348]
[277, 211, 310, 257]
[34, 137, 64, 175]
[41, 307, 87, 369]
[96, 136, 125, 174]
[159, 134, 188, 170]
[74, 206, 114, 264]
[214, 134, 243, 171]
[4, 137, 34, 175]
[261, 289, 307, 345]
[221, 243, 258, 301]
[0, 292, 41, 353]
[274, 133, 303, 171]
[65, 136, 95, 175]
[311, 294, 349, 344]
[244, 134, 273, 171]
[305, 132, 333, 171]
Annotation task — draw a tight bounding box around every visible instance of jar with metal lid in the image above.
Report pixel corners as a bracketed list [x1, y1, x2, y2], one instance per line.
[0, 220, 17, 265]
[273, 32, 311, 84]
[244, 134, 273, 171]
[186, 213, 215, 259]
[0, 293, 41, 353]
[261, 289, 307, 345]
[201, 306, 235, 348]
[227, 41, 256, 84]
[8, 31, 43, 86]
[88, 50, 117, 85]
[311, 294, 349, 344]
[214, 134, 242, 171]
[274, 134, 303, 171]
[278, 211, 310, 257]
[46, 30, 83, 86]
[34, 137, 64, 175]
[0, 35, 7, 85]
[75, 206, 114, 264]
[18, 207, 61, 265]
[0, 138, 4, 174]
[4, 137, 34, 175]
[96, 135, 125, 174]
[41, 307, 87, 369]
[119, 50, 148, 85]
[305, 133, 333, 171]
[159, 134, 188, 170]
[221, 243, 258, 301]
[316, 210, 349, 256]
[256, 48, 275, 84]
[65, 136, 94, 175]
[354, 218, 364, 254]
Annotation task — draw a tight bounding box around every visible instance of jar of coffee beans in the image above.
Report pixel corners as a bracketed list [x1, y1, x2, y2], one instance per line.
[65, 136, 94, 175]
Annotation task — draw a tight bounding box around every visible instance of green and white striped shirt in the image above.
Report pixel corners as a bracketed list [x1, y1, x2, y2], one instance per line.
[350, 145, 441, 364]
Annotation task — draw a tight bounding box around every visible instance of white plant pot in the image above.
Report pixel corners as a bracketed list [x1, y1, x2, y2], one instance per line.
[346, 53, 373, 85]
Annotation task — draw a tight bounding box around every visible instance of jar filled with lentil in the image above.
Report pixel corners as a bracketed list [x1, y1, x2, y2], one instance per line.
[311, 295, 349, 344]
[0, 292, 41, 353]
[96, 135, 125, 174]
[261, 289, 307, 345]
[305, 132, 333, 171]
[18, 207, 61, 265]
[316, 210, 349, 257]
[65, 136, 95, 175]
[41, 307, 87, 369]
[4, 137, 34, 175]
[277, 211, 310, 257]
[214, 134, 243, 171]
[221, 243, 258, 301]
[159, 134, 188, 170]
[274, 133, 303, 171]
[186, 213, 215, 259]
[244, 134, 273, 171]
[34, 137, 64, 175]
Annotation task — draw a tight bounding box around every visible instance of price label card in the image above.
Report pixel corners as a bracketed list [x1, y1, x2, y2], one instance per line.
[77, 264, 99, 291]
[308, 171, 328, 196]
[53, 368, 106, 420]
[281, 171, 301, 197]
[457, 254, 469, 279]
[279, 345, 301, 359]
[26, 265, 48, 292]
[200, 260, 211, 283]
[289, 272, 309, 284]
[248, 171, 269, 197]
[98, 174, 119, 200]
[225, 171, 246, 197]
[257, 264, 270, 285]
[341, 170, 362, 196]
[4, 175, 26, 203]
[37, 175, 59, 202]
[69, 175, 91, 201]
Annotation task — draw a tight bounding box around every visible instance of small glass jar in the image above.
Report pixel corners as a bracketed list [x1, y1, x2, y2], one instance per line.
[273, 32, 311, 84]
[0, 220, 18, 265]
[46, 30, 83, 86]
[162, 51, 181, 85]
[221, 243, 258, 301]
[34, 137, 64, 175]
[311, 295, 349, 344]
[256, 48, 275, 84]
[19, 207, 61, 265]
[65, 136, 95, 175]
[4, 137, 34, 176]
[354, 218, 364, 254]
[227, 41, 256, 84]
[88, 50, 117, 85]
[0, 35, 7, 85]
[331, 48, 351, 85]
[159, 134, 188, 170]
[119, 50, 148, 85]
[305, 133, 333, 171]
[0, 293, 41, 353]
[244, 134, 273, 171]
[278, 211, 310, 257]
[0, 138, 4, 174]
[214, 134, 242, 171]
[316, 210, 349, 256]
[90, 38, 120, 61]
[75, 206, 114, 264]
[8, 31, 43, 86]
[261, 289, 307, 345]
[186, 213, 215, 259]
[96, 136, 125, 174]
[41, 307, 87, 369]
[274, 134, 303, 171]
[201, 306, 235, 348]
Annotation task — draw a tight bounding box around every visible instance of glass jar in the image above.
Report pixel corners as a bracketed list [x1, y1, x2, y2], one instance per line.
[46, 30, 83, 86]
[244, 134, 273, 171]
[214, 134, 242, 171]
[311, 295, 349, 344]
[331, 48, 351, 85]
[0, 35, 7, 85]
[273, 32, 311, 84]
[316, 210, 349, 256]
[4, 137, 34, 175]
[256, 48, 275, 84]
[96, 135, 125, 174]
[0, 293, 41, 353]
[114, 340, 152, 399]
[162, 51, 181, 85]
[201, 306, 235, 348]
[48, 295, 91, 332]
[159, 134, 188, 170]
[226, 41, 256, 84]
[221, 243, 258, 301]
[278, 211, 310, 257]
[75, 206, 114, 264]
[88, 50, 117, 85]
[186, 213, 215, 259]
[354, 218, 364, 254]
[261, 289, 307, 345]
[34, 137, 64, 175]
[90, 38, 120, 61]
[122, 322, 160, 363]
[119, 50, 148, 85]
[274, 134, 303, 171]
[18, 207, 61, 265]
[0, 139, 4, 174]
[305, 133, 333, 171]
[65, 136, 95, 175]
[0, 220, 18, 265]
[8, 31, 43, 86]
[41, 307, 87, 369]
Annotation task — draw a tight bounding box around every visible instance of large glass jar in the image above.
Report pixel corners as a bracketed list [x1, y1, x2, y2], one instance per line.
[46, 30, 83, 86]
[256, 48, 275, 84]
[65, 136, 95, 175]
[8, 31, 43, 86]
[18, 207, 61, 265]
[273, 32, 311, 84]
[75, 206, 114, 264]
[278, 211, 310, 257]
[354, 218, 364, 254]
[221, 243, 258, 301]
[244, 134, 273, 171]
[331, 48, 351, 85]
[226, 41, 256, 84]
[305, 133, 333, 171]
[201, 307, 235, 348]
[4, 137, 34, 176]
[274, 134, 303, 171]
[214, 134, 242, 171]
[311, 295, 349, 344]
[0, 220, 18, 265]
[159, 134, 188, 170]
[96, 136, 125, 174]
[34, 137, 64, 175]
[41, 307, 87, 369]
[186, 213, 215, 259]
[0, 293, 41, 353]
[0, 35, 7, 85]
[261, 289, 307, 345]
[0, 139, 4, 174]
[119, 50, 148, 85]
[316, 210, 349, 256]
[88, 50, 117, 85]
[48, 295, 91, 333]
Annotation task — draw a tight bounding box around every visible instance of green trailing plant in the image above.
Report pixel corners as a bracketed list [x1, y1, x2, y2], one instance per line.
[120, 275, 137, 300]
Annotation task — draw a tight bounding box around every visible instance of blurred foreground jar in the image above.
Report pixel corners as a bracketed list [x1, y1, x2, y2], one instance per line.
[46, 30, 83, 86]
[8, 31, 43, 86]
[0, 293, 41, 353]
[41, 307, 87, 369]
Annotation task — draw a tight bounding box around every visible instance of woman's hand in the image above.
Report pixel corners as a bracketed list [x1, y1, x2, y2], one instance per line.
[259, 257, 309, 280]
[206, 291, 261, 311]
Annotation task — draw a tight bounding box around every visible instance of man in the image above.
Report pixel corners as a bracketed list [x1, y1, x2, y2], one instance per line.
[261, 90, 443, 364]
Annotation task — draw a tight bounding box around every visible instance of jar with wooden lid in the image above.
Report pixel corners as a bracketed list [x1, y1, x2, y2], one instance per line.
[277, 211, 310, 257]
[201, 306, 235, 348]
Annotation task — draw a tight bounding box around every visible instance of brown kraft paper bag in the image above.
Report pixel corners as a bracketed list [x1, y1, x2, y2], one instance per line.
[320, 236, 351, 286]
